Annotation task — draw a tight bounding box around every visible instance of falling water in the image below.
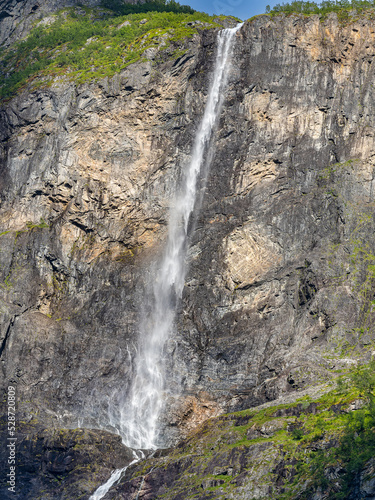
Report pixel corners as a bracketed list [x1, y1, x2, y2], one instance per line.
[89, 456, 140, 500]
[90, 22, 242, 500]
[121, 22, 242, 451]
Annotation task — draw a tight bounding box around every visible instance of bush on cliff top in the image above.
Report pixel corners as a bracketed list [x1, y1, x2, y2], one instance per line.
[101, 0, 195, 15]
[266, 0, 375, 17]
[0, 5, 228, 101]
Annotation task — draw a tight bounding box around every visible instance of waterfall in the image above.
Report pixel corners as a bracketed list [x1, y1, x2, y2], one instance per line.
[89, 456, 140, 500]
[121, 22, 242, 451]
[89, 22, 242, 500]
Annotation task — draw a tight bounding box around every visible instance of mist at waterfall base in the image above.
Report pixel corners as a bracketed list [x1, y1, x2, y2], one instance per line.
[89, 23, 243, 500]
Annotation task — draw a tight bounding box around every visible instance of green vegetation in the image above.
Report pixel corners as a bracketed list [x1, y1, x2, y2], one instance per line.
[26, 218, 50, 230]
[101, 0, 195, 15]
[287, 362, 375, 499]
[0, 260, 25, 291]
[318, 158, 359, 181]
[277, 364, 375, 498]
[266, 0, 375, 18]
[135, 362, 375, 498]
[0, 4, 229, 100]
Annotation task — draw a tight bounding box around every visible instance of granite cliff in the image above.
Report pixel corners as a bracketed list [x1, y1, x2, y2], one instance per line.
[2, 2, 375, 498]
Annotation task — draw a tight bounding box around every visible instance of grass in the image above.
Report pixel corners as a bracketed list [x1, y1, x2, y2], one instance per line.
[131, 362, 375, 499]
[0, 6, 235, 101]
[26, 218, 50, 230]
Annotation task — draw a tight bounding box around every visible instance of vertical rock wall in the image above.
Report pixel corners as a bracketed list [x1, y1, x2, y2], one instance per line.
[0, 27, 220, 437]
[171, 12, 375, 433]
[1, 12, 375, 450]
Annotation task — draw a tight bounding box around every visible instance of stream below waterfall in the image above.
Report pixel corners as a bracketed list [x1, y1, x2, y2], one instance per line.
[89, 21, 243, 500]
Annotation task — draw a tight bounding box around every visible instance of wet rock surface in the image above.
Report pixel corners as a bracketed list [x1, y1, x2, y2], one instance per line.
[2, 6, 375, 499]
[0, 24, 221, 439]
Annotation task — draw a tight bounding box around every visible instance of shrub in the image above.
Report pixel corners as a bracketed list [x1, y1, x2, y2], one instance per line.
[266, 0, 375, 17]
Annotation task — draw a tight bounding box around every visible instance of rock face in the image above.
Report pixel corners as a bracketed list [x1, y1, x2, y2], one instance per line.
[177, 12, 375, 415]
[0, 0, 148, 47]
[0, 425, 135, 499]
[2, 6, 375, 498]
[0, 23, 224, 441]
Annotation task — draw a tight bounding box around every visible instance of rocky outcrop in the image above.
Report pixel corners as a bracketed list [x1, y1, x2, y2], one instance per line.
[2, 6, 375, 498]
[176, 11, 375, 413]
[0, 426, 135, 499]
[102, 385, 375, 499]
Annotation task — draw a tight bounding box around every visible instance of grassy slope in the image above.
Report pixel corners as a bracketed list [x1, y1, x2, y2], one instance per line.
[0, 6, 236, 101]
[3, 1, 375, 100]
[124, 364, 375, 499]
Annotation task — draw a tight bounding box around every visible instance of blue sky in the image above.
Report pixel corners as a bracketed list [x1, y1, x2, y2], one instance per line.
[185, 0, 281, 20]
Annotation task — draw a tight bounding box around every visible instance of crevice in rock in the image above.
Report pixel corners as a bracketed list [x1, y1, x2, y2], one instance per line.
[69, 219, 94, 233]
[0, 315, 15, 359]
[0, 11, 11, 20]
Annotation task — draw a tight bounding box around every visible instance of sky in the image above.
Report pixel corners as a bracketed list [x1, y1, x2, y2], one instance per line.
[185, 0, 281, 20]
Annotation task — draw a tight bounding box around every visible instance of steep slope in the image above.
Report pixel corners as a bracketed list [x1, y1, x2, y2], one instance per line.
[0, 0, 105, 47]
[2, 5, 375, 499]
[178, 11, 375, 414]
[105, 382, 375, 499]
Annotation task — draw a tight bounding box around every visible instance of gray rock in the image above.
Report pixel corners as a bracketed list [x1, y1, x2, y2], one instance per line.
[360, 459, 375, 497]
[0, 426, 135, 499]
[2, 7, 375, 446]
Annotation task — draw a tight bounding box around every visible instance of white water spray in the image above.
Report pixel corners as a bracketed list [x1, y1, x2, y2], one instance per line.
[90, 22, 242, 500]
